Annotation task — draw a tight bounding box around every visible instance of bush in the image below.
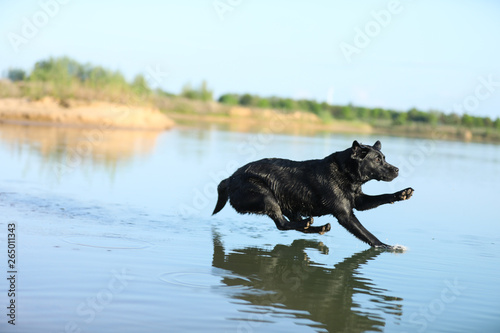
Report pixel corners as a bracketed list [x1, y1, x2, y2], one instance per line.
[181, 80, 213, 101]
[7, 68, 26, 82]
[218, 93, 239, 105]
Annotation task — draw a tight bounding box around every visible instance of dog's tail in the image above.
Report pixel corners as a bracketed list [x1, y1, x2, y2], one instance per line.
[212, 178, 229, 215]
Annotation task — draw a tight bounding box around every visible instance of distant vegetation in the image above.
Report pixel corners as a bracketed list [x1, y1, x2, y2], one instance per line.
[217, 93, 500, 131]
[181, 81, 213, 101]
[2, 56, 500, 142]
[3, 57, 153, 103]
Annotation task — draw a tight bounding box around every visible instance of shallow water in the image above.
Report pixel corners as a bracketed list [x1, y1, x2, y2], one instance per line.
[0, 124, 499, 332]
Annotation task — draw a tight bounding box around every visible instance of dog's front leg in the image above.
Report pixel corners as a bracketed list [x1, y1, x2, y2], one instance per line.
[355, 188, 414, 211]
[336, 211, 390, 248]
[355, 194, 397, 211]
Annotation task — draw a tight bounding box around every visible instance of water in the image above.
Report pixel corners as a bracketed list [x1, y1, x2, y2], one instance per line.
[0, 123, 499, 332]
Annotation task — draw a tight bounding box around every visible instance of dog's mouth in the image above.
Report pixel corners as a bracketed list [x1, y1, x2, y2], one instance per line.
[381, 174, 398, 181]
[378, 168, 399, 181]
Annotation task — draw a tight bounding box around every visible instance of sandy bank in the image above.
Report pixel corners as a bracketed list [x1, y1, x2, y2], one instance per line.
[169, 105, 373, 136]
[0, 97, 174, 130]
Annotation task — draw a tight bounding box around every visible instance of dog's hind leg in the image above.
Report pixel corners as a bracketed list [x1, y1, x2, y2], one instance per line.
[263, 196, 296, 231]
[263, 196, 319, 231]
[297, 223, 331, 235]
[228, 181, 294, 230]
[284, 212, 314, 228]
[284, 214, 330, 234]
[228, 179, 314, 231]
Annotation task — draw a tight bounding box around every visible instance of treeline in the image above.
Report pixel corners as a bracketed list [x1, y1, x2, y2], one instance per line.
[3, 56, 499, 131]
[218, 93, 500, 130]
[4, 57, 215, 103]
[4, 57, 155, 102]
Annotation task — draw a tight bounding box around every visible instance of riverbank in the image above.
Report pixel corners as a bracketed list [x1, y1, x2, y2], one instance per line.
[167, 106, 373, 136]
[0, 95, 498, 144]
[0, 97, 174, 130]
[161, 100, 500, 144]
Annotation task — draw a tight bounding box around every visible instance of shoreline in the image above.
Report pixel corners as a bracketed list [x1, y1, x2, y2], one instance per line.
[0, 97, 174, 131]
[167, 111, 500, 145]
[0, 96, 498, 144]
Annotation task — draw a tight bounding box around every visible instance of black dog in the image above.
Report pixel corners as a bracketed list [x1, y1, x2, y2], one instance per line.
[212, 140, 413, 248]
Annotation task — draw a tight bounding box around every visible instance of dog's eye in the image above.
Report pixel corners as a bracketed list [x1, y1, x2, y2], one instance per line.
[376, 157, 382, 163]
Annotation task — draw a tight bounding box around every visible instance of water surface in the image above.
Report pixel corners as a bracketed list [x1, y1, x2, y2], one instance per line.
[0, 123, 499, 332]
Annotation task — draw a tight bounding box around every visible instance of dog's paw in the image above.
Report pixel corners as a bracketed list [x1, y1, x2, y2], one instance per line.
[302, 217, 314, 228]
[374, 243, 393, 250]
[396, 187, 414, 201]
[318, 223, 331, 235]
[374, 243, 407, 253]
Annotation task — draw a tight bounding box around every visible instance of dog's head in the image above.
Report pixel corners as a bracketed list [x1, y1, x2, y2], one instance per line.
[351, 140, 399, 182]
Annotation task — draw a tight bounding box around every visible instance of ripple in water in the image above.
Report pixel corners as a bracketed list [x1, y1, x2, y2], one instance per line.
[159, 269, 251, 289]
[62, 235, 152, 249]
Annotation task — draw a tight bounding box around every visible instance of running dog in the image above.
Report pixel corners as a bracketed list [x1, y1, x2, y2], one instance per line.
[212, 140, 413, 248]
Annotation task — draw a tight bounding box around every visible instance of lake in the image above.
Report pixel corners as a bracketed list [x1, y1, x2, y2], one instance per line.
[0, 123, 499, 332]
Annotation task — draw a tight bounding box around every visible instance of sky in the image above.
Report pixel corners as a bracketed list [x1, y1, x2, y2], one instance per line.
[1, 0, 500, 118]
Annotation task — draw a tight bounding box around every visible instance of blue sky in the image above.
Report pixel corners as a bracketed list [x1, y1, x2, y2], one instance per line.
[1, 0, 500, 118]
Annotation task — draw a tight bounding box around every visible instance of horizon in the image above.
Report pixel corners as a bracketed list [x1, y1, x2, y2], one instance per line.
[1, 0, 500, 118]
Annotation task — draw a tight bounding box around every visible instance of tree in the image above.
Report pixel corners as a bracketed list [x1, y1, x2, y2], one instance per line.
[428, 111, 440, 126]
[199, 80, 213, 101]
[181, 80, 213, 101]
[494, 118, 500, 131]
[461, 114, 474, 128]
[483, 117, 493, 128]
[239, 93, 253, 106]
[340, 105, 355, 120]
[285, 98, 296, 110]
[393, 112, 407, 125]
[441, 113, 461, 126]
[357, 107, 371, 120]
[86, 66, 110, 88]
[28, 57, 82, 99]
[218, 93, 239, 105]
[131, 74, 150, 95]
[257, 98, 270, 108]
[7, 68, 26, 81]
[29, 56, 80, 83]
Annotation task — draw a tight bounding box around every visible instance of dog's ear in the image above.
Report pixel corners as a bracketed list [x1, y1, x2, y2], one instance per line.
[373, 140, 382, 151]
[351, 140, 367, 160]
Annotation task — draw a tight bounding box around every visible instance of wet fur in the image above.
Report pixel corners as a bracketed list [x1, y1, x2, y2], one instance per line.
[212, 140, 413, 248]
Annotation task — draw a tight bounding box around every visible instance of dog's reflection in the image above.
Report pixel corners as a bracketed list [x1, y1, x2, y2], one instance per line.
[212, 233, 403, 332]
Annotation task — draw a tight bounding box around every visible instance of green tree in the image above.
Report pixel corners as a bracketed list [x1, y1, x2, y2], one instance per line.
[29, 57, 82, 98]
[181, 80, 213, 101]
[494, 118, 500, 131]
[461, 114, 474, 128]
[357, 107, 371, 120]
[483, 117, 493, 128]
[428, 111, 440, 126]
[181, 83, 196, 99]
[472, 116, 485, 128]
[29, 57, 80, 83]
[257, 98, 270, 108]
[340, 105, 355, 120]
[378, 108, 392, 120]
[441, 113, 461, 126]
[393, 112, 408, 125]
[218, 94, 239, 105]
[7, 68, 26, 81]
[131, 74, 150, 96]
[199, 80, 213, 101]
[239, 93, 253, 106]
[281, 98, 296, 111]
